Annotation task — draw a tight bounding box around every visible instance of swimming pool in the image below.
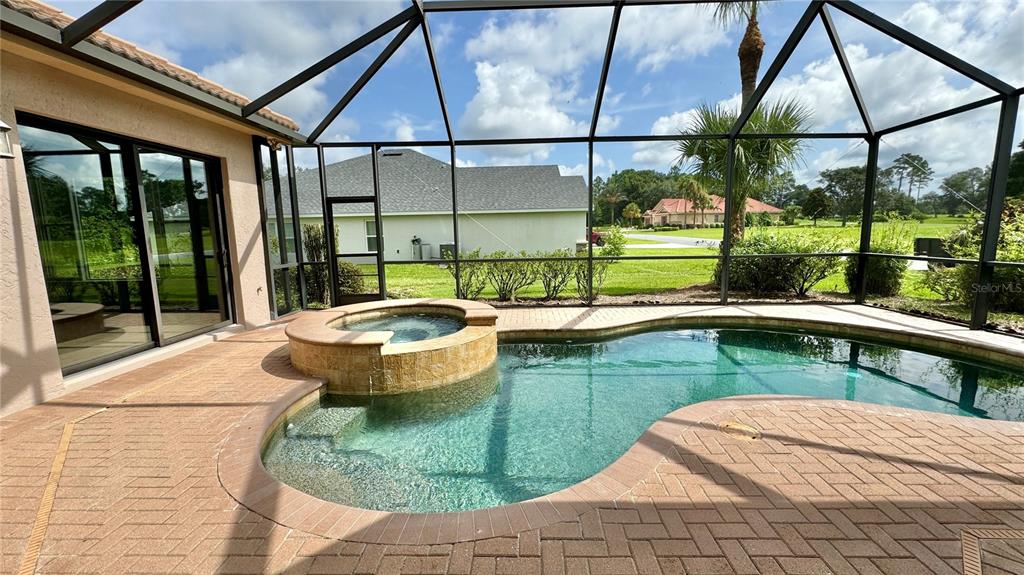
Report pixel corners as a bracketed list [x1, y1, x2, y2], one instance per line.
[263, 328, 1024, 513]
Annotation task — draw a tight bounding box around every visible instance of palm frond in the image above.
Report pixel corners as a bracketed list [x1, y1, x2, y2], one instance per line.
[711, 1, 760, 27]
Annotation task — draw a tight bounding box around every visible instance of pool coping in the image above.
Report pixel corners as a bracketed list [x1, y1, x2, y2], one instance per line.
[217, 308, 1024, 545]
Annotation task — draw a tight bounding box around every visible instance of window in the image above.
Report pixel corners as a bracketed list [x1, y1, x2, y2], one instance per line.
[19, 114, 231, 373]
[365, 220, 379, 252]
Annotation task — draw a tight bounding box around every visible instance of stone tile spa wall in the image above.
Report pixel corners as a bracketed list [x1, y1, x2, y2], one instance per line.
[285, 299, 498, 395]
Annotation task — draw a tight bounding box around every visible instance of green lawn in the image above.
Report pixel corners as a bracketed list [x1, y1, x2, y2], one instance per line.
[635, 216, 968, 251]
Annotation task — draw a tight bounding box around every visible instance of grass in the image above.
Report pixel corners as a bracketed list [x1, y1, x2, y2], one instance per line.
[634, 216, 969, 251]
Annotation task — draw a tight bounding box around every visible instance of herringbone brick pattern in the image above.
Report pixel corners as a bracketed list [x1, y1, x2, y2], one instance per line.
[2, 309, 1023, 574]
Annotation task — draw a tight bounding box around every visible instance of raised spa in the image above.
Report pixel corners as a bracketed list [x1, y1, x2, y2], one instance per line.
[339, 311, 466, 343]
[265, 327, 1024, 513]
[285, 299, 498, 395]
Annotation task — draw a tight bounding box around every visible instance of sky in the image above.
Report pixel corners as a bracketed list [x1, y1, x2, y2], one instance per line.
[51, 0, 1024, 196]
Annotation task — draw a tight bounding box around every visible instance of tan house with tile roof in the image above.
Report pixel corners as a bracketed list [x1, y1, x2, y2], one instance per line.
[643, 196, 783, 228]
[0, 0, 299, 415]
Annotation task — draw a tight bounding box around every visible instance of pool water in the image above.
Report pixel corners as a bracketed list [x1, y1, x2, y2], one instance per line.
[263, 328, 1024, 513]
[339, 312, 465, 343]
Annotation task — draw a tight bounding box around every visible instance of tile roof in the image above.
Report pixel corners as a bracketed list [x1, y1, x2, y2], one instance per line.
[272, 149, 588, 216]
[3, 0, 299, 132]
[649, 195, 782, 215]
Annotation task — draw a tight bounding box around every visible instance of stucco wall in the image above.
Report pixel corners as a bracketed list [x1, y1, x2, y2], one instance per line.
[1, 40, 275, 416]
[308, 211, 588, 261]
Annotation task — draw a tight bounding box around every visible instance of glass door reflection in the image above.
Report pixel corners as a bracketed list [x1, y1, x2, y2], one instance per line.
[139, 150, 228, 340]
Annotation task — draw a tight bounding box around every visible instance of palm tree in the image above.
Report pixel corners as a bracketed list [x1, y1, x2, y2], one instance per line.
[677, 101, 810, 239]
[713, 1, 765, 108]
[622, 202, 642, 227]
[677, 177, 705, 229]
[602, 191, 624, 225]
[694, 188, 714, 227]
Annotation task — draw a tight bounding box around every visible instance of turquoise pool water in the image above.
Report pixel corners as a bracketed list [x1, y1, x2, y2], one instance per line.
[340, 312, 465, 343]
[263, 328, 1024, 513]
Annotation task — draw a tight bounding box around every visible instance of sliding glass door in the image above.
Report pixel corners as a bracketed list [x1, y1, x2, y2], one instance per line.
[19, 115, 232, 373]
[139, 151, 228, 339]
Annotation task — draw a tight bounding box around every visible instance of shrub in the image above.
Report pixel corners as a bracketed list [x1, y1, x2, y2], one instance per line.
[600, 226, 627, 257]
[781, 205, 800, 226]
[536, 249, 576, 300]
[844, 215, 913, 296]
[301, 223, 331, 306]
[446, 248, 488, 299]
[910, 208, 928, 222]
[715, 231, 843, 296]
[872, 211, 889, 223]
[920, 264, 963, 302]
[573, 259, 609, 303]
[941, 200, 1024, 313]
[485, 251, 537, 301]
[755, 212, 774, 227]
[336, 260, 365, 295]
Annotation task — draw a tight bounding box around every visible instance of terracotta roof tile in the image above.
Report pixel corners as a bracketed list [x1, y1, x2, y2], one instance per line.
[4, 0, 299, 132]
[649, 195, 782, 215]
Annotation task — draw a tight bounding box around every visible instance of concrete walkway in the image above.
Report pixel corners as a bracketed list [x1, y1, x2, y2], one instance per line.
[627, 233, 721, 248]
[2, 305, 1023, 574]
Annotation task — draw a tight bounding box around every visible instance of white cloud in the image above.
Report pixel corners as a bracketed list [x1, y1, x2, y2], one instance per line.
[464, 8, 609, 77]
[593, 152, 616, 179]
[630, 0, 1019, 188]
[459, 61, 588, 162]
[895, 0, 1023, 86]
[92, 0, 405, 134]
[385, 114, 438, 142]
[615, 3, 729, 72]
[559, 164, 587, 177]
[631, 111, 694, 167]
[455, 158, 477, 168]
[458, 8, 607, 154]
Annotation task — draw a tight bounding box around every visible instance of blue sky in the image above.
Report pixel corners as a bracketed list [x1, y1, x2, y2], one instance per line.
[52, 0, 1023, 194]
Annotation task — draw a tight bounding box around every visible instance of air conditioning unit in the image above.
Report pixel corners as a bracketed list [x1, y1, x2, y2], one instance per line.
[439, 243, 455, 260]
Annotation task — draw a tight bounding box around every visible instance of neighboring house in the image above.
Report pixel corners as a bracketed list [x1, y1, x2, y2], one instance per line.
[272, 149, 588, 261]
[643, 196, 783, 227]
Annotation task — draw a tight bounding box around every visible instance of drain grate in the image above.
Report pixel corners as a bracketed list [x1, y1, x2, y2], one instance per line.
[962, 528, 1024, 575]
[718, 420, 761, 440]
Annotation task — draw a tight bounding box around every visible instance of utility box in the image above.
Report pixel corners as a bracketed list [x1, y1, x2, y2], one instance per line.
[413, 243, 431, 260]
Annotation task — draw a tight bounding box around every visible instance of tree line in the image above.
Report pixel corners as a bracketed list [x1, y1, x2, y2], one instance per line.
[593, 142, 1024, 228]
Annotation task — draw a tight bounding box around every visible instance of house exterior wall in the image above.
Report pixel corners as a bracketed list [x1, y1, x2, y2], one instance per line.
[311, 211, 587, 260]
[1, 39, 277, 416]
[645, 212, 725, 227]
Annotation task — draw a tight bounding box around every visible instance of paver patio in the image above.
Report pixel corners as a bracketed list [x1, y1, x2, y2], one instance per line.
[2, 304, 1023, 574]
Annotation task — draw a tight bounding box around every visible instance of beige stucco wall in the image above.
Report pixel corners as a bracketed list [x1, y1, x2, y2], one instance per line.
[1, 38, 277, 416]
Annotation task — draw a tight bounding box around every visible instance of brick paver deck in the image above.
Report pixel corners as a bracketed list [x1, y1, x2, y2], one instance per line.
[2, 305, 1023, 574]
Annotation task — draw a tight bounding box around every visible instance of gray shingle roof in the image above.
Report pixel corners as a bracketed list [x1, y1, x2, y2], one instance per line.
[273, 149, 587, 216]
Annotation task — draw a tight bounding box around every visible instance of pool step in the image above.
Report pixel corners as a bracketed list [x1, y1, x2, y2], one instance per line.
[286, 405, 367, 446]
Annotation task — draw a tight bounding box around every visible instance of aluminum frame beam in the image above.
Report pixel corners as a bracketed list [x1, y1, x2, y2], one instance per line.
[826, 0, 1014, 95]
[729, 1, 823, 137]
[1, 5, 306, 142]
[819, 5, 873, 136]
[415, 0, 454, 143]
[60, 0, 140, 47]
[589, 1, 623, 139]
[242, 5, 418, 118]
[970, 95, 1019, 328]
[306, 18, 422, 143]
